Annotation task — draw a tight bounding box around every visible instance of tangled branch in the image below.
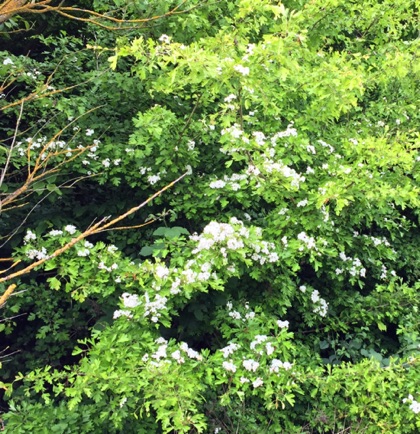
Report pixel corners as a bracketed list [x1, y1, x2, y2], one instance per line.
[0, 172, 187, 306]
[0, 0, 196, 30]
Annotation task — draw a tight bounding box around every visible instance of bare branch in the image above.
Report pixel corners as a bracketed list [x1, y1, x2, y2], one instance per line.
[0, 0, 202, 31]
[0, 172, 188, 305]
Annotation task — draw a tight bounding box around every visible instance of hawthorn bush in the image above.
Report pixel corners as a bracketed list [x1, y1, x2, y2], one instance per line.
[1, 0, 419, 433]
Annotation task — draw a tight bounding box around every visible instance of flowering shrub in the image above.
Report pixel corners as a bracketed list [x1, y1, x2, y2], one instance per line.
[1, 0, 420, 433]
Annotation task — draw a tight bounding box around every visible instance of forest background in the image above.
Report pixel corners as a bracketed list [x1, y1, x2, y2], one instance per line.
[0, 0, 419, 432]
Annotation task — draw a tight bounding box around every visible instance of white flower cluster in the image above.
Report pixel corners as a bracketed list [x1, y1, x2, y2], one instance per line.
[190, 219, 246, 253]
[250, 334, 267, 350]
[253, 131, 266, 146]
[221, 123, 244, 139]
[138, 166, 167, 185]
[220, 303, 294, 388]
[122, 292, 141, 308]
[403, 394, 420, 414]
[98, 262, 118, 272]
[64, 225, 77, 235]
[209, 173, 247, 191]
[152, 338, 168, 361]
[158, 34, 171, 44]
[113, 309, 132, 319]
[243, 359, 259, 372]
[191, 219, 278, 265]
[148, 174, 161, 185]
[77, 240, 94, 257]
[170, 342, 202, 364]
[23, 230, 37, 244]
[220, 342, 240, 358]
[234, 64, 250, 76]
[250, 240, 279, 264]
[311, 290, 328, 317]
[222, 361, 237, 372]
[270, 123, 297, 142]
[261, 159, 305, 189]
[379, 264, 396, 280]
[26, 247, 48, 260]
[179, 342, 202, 360]
[297, 232, 316, 250]
[49, 229, 63, 237]
[178, 260, 217, 286]
[155, 264, 170, 280]
[270, 359, 293, 372]
[366, 235, 391, 247]
[224, 124, 304, 191]
[144, 292, 168, 322]
[15, 136, 66, 157]
[277, 320, 289, 329]
[337, 252, 366, 278]
[225, 300, 256, 322]
[224, 94, 236, 103]
[113, 292, 141, 319]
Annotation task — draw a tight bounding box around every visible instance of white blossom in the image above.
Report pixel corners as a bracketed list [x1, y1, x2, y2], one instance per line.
[158, 34, 171, 44]
[277, 320, 289, 329]
[270, 359, 293, 373]
[234, 64, 250, 76]
[250, 335, 268, 350]
[122, 293, 140, 308]
[64, 225, 77, 234]
[229, 310, 242, 320]
[49, 229, 63, 237]
[171, 350, 185, 364]
[209, 180, 226, 189]
[403, 395, 420, 414]
[224, 94, 237, 103]
[24, 230, 37, 243]
[222, 361, 237, 373]
[266, 342, 275, 356]
[113, 309, 132, 319]
[148, 174, 161, 185]
[152, 344, 167, 360]
[220, 343, 240, 358]
[27, 247, 48, 260]
[155, 264, 169, 279]
[243, 359, 259, 372]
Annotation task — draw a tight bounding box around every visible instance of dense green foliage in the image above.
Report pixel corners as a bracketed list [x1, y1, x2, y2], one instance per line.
[1, 0, 419, 432]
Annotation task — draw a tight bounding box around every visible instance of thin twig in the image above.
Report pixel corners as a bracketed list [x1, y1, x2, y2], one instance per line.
[0, 172, 188, 306]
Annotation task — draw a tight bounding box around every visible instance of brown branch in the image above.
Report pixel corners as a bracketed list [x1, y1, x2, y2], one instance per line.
[0, 172, 188, 305]
[0, 0, 199, 31]
[1, 75, 102, 112]
[0, 284, 16, 307]
[0, 173, 98, 248]
[95, 219, 157, 233]
[0, 260, 21, 276]
[0, 106, 101, 211]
